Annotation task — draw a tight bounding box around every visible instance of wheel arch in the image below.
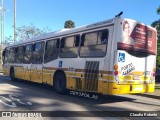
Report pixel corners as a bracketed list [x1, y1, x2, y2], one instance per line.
[53, 69, 66, 85]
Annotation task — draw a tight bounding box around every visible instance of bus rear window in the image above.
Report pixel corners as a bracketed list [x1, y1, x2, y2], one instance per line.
[127, 50, 149, 57]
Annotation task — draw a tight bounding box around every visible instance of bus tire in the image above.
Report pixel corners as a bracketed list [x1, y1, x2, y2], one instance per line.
[54, 72, 66, 94]
[10, 68, 17, 82]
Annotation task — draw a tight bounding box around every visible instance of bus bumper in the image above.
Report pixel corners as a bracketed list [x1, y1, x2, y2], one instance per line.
[108, 83, 155, 95]
[118, 83, 155, 94]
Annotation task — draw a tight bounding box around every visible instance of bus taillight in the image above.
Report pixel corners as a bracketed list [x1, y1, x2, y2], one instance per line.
[152, 72, 156, 77]
[150, 68, 156, 83]
[152, 68, 156, 76]
[153, 68, 156, 72]
[114, 65, 118, 70]
[114, 65, 119, 76]
[114, 71, 118, 76]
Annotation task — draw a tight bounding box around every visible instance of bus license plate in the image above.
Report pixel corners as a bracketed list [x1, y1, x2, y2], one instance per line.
[134, 87, 143, 91]
[133, 76, 140, 80]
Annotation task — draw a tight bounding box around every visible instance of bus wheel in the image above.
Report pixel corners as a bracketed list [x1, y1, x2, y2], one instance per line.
[54, 72, 66, 94]
[10, 68, 17, 81]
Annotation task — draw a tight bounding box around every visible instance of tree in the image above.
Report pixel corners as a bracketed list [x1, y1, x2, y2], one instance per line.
[151, 6, 160, 40]
[151, 6, 160, 68]
[4, 24, 51, 44]
[16, 24, 51, 41]
[3, 36, 14, 45]
[64, 20, 75, 28]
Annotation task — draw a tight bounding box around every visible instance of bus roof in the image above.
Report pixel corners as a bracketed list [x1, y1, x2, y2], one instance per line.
[7, 18, 115, 47]
[7, 17, 156, 47]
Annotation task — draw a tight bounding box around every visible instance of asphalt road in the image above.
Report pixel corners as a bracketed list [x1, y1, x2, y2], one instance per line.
[0, 73, 160, 120]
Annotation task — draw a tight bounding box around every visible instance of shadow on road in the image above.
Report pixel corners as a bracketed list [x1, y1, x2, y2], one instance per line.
[0, 74, 160, 119]
[0, 74, 136, 104]
[134, 93, 160, 100]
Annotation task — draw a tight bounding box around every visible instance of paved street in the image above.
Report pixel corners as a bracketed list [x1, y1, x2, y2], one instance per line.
[0, 73, 160, 120]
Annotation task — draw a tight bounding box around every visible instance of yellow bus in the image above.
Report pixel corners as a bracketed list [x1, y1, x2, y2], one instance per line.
[2, 17, 157, 95]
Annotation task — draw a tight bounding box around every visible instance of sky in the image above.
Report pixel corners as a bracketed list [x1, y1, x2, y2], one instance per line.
[1, 0, 160, 38]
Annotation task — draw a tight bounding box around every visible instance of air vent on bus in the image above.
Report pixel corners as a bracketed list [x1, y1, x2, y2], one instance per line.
[84, 61, 99, 92]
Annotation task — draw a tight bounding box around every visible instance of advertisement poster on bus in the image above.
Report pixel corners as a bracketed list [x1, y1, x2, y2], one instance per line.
[118, 20, 156, 54]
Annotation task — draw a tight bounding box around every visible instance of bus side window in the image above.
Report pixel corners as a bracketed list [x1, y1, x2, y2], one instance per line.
[4, 48, 9, 64]
[2, 49, 6, 64]
[74, 35, 80, 47]
[81, 35, 85, 46]
[15, 46, 24, 63]
[15, 47, 18, 63]
[44, 39, 59, 63]
[19, 46, 24, 63]
[84, 32, 97, 46]
[59, 35, 79, 58]
[63, 36, 74, 48]
[61, 38, 65, 48]
[33, 42, 44, 64]
[8, 47, 15, 63]
[56, 39, 60, 48]
[80, 29, 109, 57]
[98, 30, 108, 44]
[24, 44, 33, 64]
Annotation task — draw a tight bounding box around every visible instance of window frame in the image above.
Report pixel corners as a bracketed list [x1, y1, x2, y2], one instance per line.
[32, 41, 45, 64]
[59, 34, 80, 58]
[8, 47, 16, 63]
[15, 46, 24, 63]
[23, 44, 33, 64]
[79, 29, 109, 58]
[3, 48, 9, 64]
[44, 38, 60, 63]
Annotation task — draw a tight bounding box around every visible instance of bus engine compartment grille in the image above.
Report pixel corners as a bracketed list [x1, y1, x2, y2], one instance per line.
[84, 61, 99, 91]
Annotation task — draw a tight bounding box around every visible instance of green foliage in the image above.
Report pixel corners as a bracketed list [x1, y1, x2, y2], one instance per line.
[157, 6, 160, 14]
[157, 41, 160, 68]
[152, 6, 160, 67]
[64, 20, 75, 28]
[151, 21, 160, 40]
[151, 6, 160, 37]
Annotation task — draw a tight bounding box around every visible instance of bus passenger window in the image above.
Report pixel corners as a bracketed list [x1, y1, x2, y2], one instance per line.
[84, 32, 97, 46]
[4, 48, 9, 64]
[2, 49, 7, 64]
[56, 39, 60, 48]
[15, 46, 24, 63]
[24, 44, 33, 64]
[64, 36, 74, 47]
[35, 42, 43, 52]
[32, 42, 44, 64]
[75, 35, 80, 47]
[8, 47, 15, 63]
[60, 38, 65, 48]
[98, 30, 108, 44]
[44, 39, 59, 63]
[59, 35, 79, 58]
[80, 29, 109, 57]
